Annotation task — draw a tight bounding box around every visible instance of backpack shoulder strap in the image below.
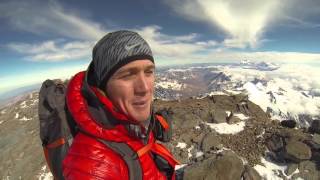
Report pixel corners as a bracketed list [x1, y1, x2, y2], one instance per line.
[153, 108, 173, 142]
[97, 139, 143, 180]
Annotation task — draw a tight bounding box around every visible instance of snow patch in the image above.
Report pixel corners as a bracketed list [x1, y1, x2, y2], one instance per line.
[30, 99, 39, 106]
[20, 116, 31, 121]
[225, 111, 231, 117]
[194, 125, 201, 130]
[256, 129, 265, 138]
[157, 81, 182, 90]
[176, 142, 187, 149]
[206, 121, 246, 134]
[196, 151, 204, 158]
[233, 113, 249, 120]
[0, 120, 3, 124]
[207, 91, 227, 96]
[187, 145, 194, 158]
[254, 156, 293, 180]
[175, 164, 187, 170]
[20, 101, 27, 108]
[1, 109, 6, 114]
[38, 165, 53, 180]
[15, 113, 19, 119]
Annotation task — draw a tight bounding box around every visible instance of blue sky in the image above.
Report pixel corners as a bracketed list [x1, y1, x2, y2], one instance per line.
[1, 0, 320, 97]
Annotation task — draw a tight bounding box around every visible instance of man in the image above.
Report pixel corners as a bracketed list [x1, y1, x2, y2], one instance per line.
[62, 30, 179, 179]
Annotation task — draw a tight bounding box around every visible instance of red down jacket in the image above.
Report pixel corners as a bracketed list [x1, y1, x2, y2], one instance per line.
[62, 72, 179, 180]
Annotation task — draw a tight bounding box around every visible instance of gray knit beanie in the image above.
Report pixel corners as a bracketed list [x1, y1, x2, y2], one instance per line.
[87, 30, 154, 89]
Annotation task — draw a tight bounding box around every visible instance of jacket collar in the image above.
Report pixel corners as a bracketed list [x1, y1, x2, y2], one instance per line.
[66, 71, 136, 142]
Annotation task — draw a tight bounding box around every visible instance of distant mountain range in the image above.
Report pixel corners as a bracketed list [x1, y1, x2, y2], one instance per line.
[2, 61, 319, 128]
[0, 84, 41, 108]
[155, 62, 319, 128]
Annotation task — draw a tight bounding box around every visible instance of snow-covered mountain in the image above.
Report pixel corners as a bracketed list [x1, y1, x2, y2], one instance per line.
[240, 60, 280, 71]
[155, 62, 320, 128]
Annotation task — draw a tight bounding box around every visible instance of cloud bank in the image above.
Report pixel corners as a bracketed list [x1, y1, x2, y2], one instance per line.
[2, 0, 320, 64]
[0, 0, 106, 40]
[164, 0, 320, 49]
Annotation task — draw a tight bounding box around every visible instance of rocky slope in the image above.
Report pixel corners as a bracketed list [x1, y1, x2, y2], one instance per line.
[0, 91, 320, 179]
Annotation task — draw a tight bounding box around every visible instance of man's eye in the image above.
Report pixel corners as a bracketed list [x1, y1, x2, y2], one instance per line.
[120, 73, 133, 79]
[145, 70, 154, 74]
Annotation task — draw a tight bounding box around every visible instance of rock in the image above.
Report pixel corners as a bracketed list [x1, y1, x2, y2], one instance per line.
[298, 160, 317, 173]
[205, 153, 244, 180]
[304, 139, 320, 150]
[183, 152, 244, 180]
[292, 171, 319, 180]
[280, 120, 296, 128]
[242, 165, 262, 180]
[309, 120, 320, 134]
[191, 133, 205, 145]
[183, 156, 214, 180]
[236, 103, 250, 115]
[266, 134, 284, 152]
[227, 116, 242, 124]
[201, 133, 221, 152]
[292, 161, 320, 180]
[312, 133, 320, 145]
[284, 141, 312, 162]
[177, 149, 189, 164]
[285, 163, 298, 176]
[211, 109, 227, 123]
[232, 94, 248, 103]
[312, 149, 320, 159]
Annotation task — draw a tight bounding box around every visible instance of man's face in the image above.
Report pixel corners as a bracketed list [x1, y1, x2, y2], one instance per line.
[106, 59, 155, 122]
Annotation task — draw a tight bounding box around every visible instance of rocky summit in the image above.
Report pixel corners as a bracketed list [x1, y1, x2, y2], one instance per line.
[1, 90, 320, 179]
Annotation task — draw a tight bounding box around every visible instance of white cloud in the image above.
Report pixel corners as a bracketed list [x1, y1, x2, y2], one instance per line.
[220, 64, 320, 119]
[7, 40, 94, 62]
[164, 0, 320, 49]
[3, 0, 320, 65]
[205, 51, 320, 64]
[0, 0, 106, 40]
[165, 0, 281, 48]
[135, 26, 218, 61]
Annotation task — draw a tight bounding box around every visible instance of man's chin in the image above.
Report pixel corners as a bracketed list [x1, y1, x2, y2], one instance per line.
[130, 110, 150, 122]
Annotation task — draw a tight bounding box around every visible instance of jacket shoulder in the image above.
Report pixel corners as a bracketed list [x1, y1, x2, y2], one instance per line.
[62, 132, 129, 180]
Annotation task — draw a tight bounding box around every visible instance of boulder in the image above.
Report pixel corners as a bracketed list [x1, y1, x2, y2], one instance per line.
[266, 134, 284, 152]
[183, 156, 215, 180]
[312, 133, 320, 145]
[280, 120, 296, 128]
[285, 163, 298, 176]
[201, 133, 221, 152]
[309, 120, 320, 134]
[210, 109, 227, 124]
[183, 152, 244, 180]
[227, 116, 242, 124]
[292, 162, 319, 180]
[298, 161, 317, 173]
[242, 165, 262, 180]
[205, 153, 244, 180]
[236, 103, 250, 115]
[292, 172, 319, 180]
[284, 141, 312, 162]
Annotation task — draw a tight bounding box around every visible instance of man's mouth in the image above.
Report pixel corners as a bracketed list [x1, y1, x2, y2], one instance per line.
[132, 100, 148, 107]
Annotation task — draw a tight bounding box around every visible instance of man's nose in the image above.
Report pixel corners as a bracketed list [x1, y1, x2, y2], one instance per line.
[135, 72, 150, 95]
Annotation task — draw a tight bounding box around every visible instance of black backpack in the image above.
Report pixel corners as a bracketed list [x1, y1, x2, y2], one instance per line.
[38, 80, 76, 180]
[38, 79, 174, 180]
